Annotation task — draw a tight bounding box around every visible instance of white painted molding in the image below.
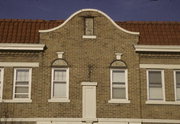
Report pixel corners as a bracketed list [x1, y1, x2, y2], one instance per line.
[0, 43, 45, 51]
[39, 9, 139, 35]
[0, 62, 39, 67]
[108, 99, 130, 104]
[82, 35, 97, 39]
[81, 82, 97, 86]
[56, 52, 64, 59]
[2, 99, 32, 103]
[1, 118, 180, 123]
[134, 45, 180, 52]
[146, 100, 180, 105]
[48, 98, 70, 103]
[140, 64, 180, 69]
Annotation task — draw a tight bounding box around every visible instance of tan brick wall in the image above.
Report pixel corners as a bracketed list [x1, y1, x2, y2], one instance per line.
[40, 11, 139, 118]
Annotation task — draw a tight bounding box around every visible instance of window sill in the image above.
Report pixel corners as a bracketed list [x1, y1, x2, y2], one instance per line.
[1, 99, 32, 103]
[82, 35, 96, 39]
[48, 98, 70, 103]
[146, 100, 180, 105]
[108, 99, 130, 103]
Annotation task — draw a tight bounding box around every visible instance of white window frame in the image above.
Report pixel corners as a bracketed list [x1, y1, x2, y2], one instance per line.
[174, 70, 180, 101]
[108, 68, 130, 103]
[13, 68, 32, 100]
[48, 68, 70, 102]
[146, 70, 165, 101]
[0, 68, 4, 101]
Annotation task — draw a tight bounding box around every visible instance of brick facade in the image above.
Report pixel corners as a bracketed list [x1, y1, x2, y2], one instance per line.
[0, 9, 180, 124]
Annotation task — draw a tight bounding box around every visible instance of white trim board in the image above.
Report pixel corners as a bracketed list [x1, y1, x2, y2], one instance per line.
[134, 45, 180, 52]
[0, 68, 4, 101]
[0, 43, 45, 51]
[140, 64, 180, 69]
[1, 118, 180, 123]
[39, 9, 139, 35]
[0, 62, 39, 67]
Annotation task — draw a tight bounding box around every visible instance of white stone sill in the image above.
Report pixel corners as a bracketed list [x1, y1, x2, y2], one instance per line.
[48, 98, 70, 103]
[1, 99, 32, 103]
[81, 82, 97, 86]
[82, 35, 96, 39]
[108, 99, 130, 103]
[146, 100, 180, 105]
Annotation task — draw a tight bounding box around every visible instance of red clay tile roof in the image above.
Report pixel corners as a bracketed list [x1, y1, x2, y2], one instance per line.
[0, 19, 180, 45]
[117, 21, 180, 45]
[0, 19, 63, 43]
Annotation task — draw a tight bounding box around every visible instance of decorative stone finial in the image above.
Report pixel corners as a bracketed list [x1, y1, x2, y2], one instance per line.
[115, 53, 123, 60]
[56, 52, 64, 59]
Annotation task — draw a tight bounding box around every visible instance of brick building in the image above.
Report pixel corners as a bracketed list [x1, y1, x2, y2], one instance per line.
[0, 9, 180, 124]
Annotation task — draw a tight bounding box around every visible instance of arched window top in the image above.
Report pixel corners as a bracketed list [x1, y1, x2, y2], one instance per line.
[51, 59, 68, 67]
[110, 60, 127, 68]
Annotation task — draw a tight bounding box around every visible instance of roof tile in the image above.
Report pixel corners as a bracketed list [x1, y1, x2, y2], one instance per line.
[0, 19, 179, 45]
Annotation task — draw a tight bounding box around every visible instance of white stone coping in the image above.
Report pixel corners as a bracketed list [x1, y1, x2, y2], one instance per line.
[39, 9, 139, 35]
[0, 43, 45, 51]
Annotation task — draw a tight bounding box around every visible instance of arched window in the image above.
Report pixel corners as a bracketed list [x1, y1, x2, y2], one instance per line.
[108, 60, 130, 103]
[48, 59, 70, 102]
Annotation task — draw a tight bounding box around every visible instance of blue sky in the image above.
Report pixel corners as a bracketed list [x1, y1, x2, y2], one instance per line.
[0, 0, 179, 21]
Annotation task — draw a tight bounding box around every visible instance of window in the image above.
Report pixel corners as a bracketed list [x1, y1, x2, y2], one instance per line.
[50, 68, 69, 102]
[85, 18, 94, 35]
[174, 71, 180, 101]
[147, 70, 165, 100]
[0, 68, 4, 101]
[13, 68, 32, 99]
[110, 69, 128, 101]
